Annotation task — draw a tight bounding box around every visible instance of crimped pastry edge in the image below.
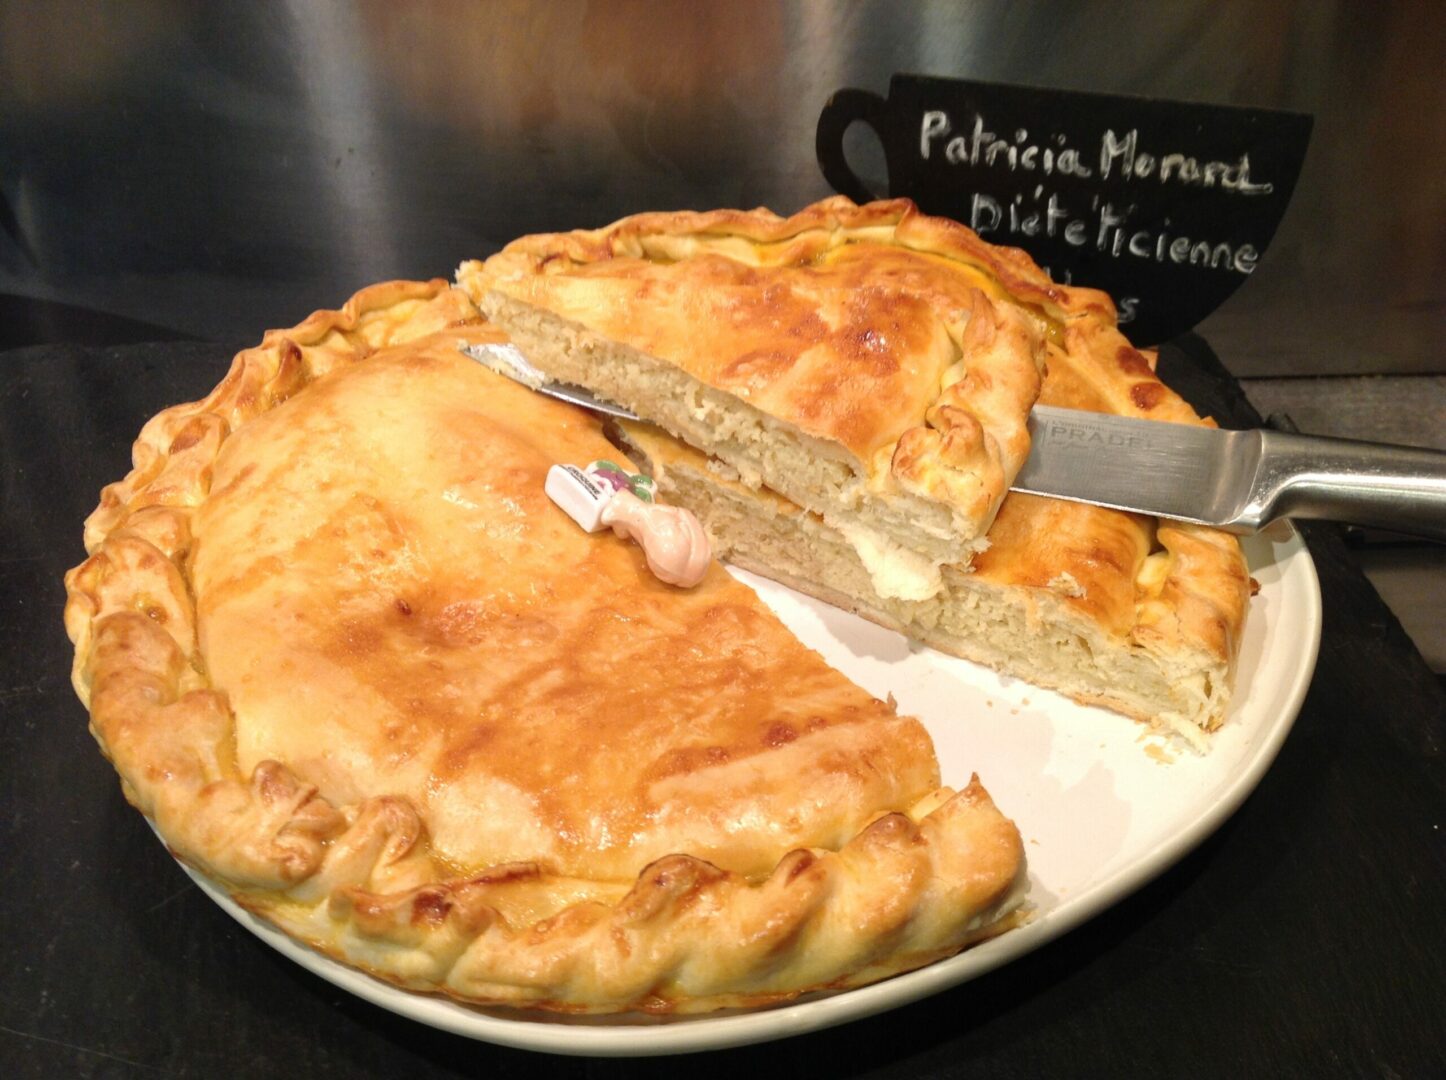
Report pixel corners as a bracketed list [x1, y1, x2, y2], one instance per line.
[62, 278, 1027, 1014]
[466, 196, 1115, 322]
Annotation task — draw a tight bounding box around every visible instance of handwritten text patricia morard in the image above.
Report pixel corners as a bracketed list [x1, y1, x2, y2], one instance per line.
[919, 110, 1274, 277]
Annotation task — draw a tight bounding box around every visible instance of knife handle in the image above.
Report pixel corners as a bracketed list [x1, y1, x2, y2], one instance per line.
[1250, 431, 1446, 541]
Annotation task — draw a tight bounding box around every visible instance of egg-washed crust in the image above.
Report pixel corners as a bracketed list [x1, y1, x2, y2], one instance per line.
[1007, 319, 1252, 730]
[459, 197, 1132, 540]
[615, 316, 1252, 738]
[63, 279, 1026, 1013]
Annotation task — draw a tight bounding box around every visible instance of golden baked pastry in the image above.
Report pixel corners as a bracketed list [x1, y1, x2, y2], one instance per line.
[615, 332, 1252, 743]
[457, 197, 1074, 582]
[64, 280, 1025, 1013]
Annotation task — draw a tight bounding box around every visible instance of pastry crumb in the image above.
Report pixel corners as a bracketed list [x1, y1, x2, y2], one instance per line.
[1143, 742, 1176, 765]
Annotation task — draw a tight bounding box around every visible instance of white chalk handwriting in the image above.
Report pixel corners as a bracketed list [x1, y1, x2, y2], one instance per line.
[920, 111, 1274, 195]
[968, 188, 1258, 277]
[920, 110, 1269, 281]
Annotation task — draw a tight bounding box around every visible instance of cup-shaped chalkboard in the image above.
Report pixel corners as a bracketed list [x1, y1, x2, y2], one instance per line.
[818, 75, 1312, 345]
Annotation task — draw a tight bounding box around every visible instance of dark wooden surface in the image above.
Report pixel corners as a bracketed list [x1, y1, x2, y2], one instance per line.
[2, 336, 1442, 1079]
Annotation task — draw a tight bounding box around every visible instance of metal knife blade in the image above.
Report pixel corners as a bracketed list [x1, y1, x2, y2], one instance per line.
[461, 342, 1446, 540]
[1017, 407, 1446, 540]
[463, 341, 640, 420]
[1015, 407, 1260, 530]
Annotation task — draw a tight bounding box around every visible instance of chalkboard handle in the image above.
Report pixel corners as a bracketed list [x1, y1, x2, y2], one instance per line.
[816, 88, 891, 203]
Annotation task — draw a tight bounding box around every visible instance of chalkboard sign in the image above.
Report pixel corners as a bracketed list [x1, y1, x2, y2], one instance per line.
[817, 75, 1312, 345]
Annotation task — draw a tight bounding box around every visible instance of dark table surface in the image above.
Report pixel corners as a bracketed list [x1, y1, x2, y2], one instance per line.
[2, 324, 1442, 1079]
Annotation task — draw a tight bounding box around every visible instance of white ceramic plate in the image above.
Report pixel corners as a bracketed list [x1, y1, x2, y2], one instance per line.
[175, 528, 1320, 1057]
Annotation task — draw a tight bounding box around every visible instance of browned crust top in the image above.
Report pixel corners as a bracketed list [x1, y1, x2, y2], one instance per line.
[63, 277, 1025, 1013]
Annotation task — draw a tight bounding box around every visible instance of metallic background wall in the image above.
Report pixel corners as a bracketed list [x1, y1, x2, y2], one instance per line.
[1, 0, 1441, 375]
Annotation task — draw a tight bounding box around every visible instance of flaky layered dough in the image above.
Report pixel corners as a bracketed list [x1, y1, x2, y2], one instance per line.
[457, 197, 1067, 560]
[615, 327, 1251, 742]
[64, 280, 1025, 1013]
